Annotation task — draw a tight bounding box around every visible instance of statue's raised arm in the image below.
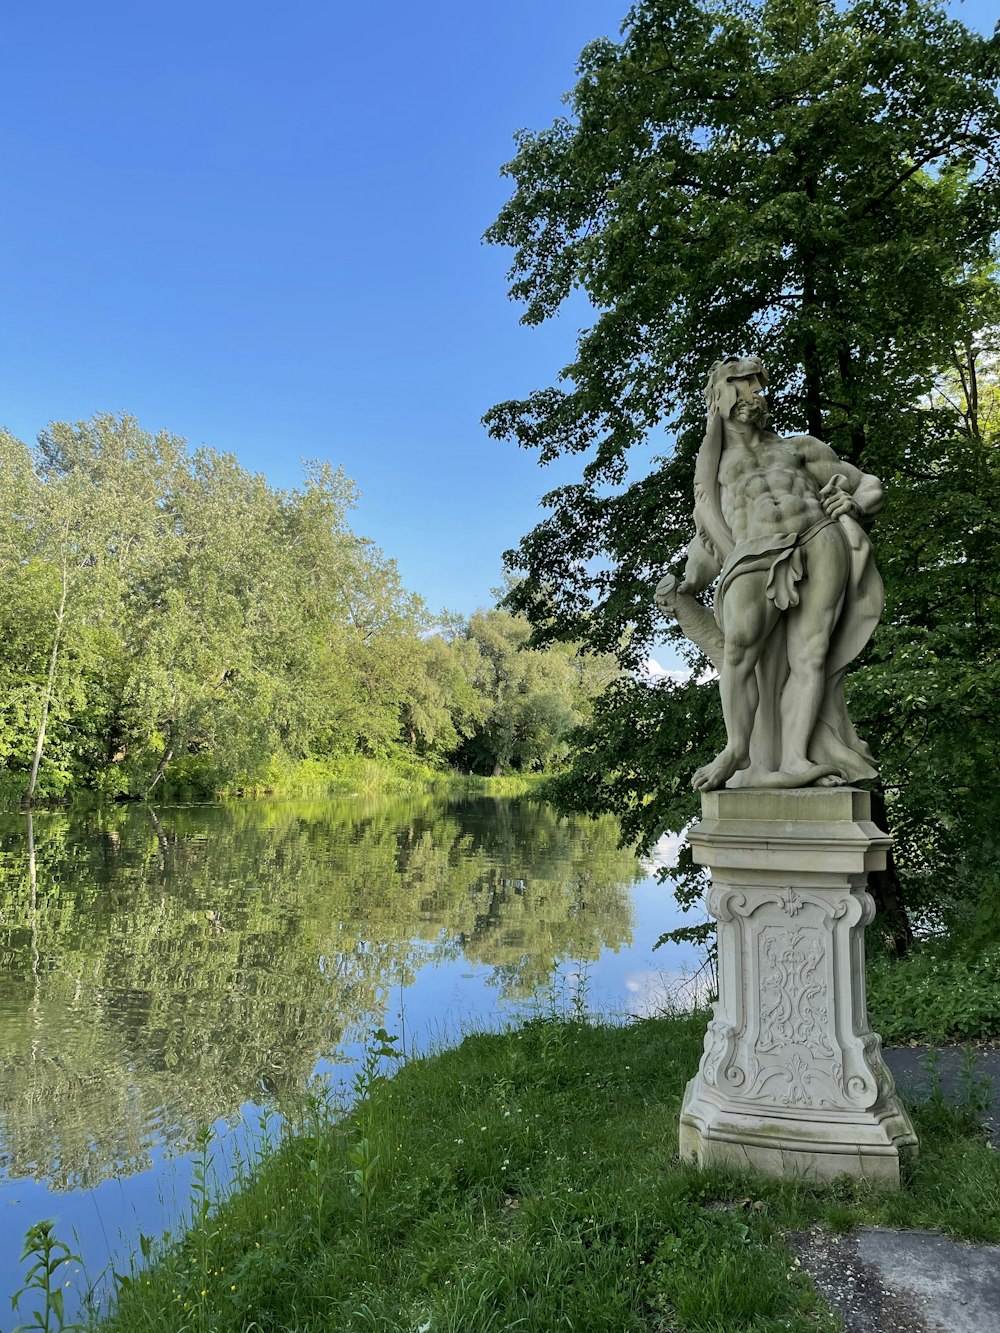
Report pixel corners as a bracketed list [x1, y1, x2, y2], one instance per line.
[655, 356, 884, 792]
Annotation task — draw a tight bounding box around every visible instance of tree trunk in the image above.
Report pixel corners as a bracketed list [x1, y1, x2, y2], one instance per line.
[836, 342, 867, 464]
[867, 787, 914, 957]
[802, 332, 825, 440]
[492, 759, 504, 777]
[145, 742, 175, 798]
[800, 174, 825, 440]
[23, 566, 68, 808]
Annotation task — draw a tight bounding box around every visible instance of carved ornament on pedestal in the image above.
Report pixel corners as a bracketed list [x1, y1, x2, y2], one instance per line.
[678, 787, 917, 1186]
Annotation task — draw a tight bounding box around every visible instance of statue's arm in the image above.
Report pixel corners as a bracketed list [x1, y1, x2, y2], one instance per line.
[679, 530, 722, 595]
[798, 436, 884, 525]
[654, 531, 726, 669]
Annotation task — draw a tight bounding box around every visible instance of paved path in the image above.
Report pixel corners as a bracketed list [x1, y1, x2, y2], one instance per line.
[791, 1047, 1000, 1332]
[794, 1227, 1000, 1333]
[883, 1045, 1000, 1144]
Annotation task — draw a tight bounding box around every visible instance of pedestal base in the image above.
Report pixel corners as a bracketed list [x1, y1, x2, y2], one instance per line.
[679, 1075, 916, 1187]
[679, 788, 917, 1188]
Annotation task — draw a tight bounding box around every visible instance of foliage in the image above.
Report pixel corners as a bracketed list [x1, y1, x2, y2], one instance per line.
[867, 939, 1000, 1044]
[484, 0, 1000, 930]
[10, 1220, 86, 1333]
[454, 608, 621, 776]
[0, 415, 613, 801]
[849, 339, 1000, 925]
[70, 1014, 999, 1332]
[911, 1045, 995, 1142]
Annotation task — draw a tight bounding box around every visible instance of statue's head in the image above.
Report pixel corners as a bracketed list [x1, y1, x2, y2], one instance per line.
[704, 356, 770, 428]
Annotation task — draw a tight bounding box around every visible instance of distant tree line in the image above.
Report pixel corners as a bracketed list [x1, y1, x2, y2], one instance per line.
[0, 415, 617, 804]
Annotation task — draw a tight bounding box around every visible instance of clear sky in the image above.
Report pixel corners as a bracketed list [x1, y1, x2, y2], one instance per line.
[1, 0, 994, 617]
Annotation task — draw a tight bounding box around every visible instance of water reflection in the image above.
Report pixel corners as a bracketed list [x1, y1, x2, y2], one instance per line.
[0, 796, 640, 1193]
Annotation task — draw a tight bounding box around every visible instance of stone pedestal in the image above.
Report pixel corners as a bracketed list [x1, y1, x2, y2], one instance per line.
[678, 787, 917, 1187]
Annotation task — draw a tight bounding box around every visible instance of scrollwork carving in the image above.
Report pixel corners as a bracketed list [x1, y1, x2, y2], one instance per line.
[707, 886, 747, 921]
[699, 1014, 739, 1090]
[757, 927, 833, 1059]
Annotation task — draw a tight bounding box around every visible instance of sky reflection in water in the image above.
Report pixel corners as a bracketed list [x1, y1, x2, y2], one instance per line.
[0, 795, 705, 1314]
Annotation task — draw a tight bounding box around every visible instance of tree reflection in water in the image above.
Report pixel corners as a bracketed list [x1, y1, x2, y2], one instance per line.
[0, 796, 640, 1191]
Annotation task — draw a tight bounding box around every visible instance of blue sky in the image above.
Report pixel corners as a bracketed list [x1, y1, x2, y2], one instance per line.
[1, 0, 994, 618]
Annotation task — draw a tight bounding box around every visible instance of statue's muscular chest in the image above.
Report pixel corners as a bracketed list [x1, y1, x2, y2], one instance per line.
[717, 436, 807, 500]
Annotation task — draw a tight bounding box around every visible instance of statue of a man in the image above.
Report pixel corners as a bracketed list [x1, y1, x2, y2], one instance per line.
[656, 356, 884, 792]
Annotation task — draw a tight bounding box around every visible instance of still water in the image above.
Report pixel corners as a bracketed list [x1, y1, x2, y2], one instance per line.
[0, 794, 702, 1314]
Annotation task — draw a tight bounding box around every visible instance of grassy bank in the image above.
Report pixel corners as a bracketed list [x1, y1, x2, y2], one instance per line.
[86, 1012, 998, 1333]
[4, 755, 551, 810]
[161, 753, 550, 802]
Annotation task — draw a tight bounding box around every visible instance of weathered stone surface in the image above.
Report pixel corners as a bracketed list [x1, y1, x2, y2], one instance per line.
[655, 356, 884, 792]
[679, 787, 917, 1186]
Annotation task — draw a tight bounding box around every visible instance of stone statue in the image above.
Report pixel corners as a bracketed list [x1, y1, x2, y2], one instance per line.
[656, 355, 884, 791]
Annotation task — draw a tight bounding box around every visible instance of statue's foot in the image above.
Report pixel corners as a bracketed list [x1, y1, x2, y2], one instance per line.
[732, 762, 848, 790]
[692, 749, 749, 792]
[780, 759, 847, 788]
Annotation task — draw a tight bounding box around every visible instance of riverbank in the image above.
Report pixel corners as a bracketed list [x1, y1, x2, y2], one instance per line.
[223, 754, 550, 801]
[91, 1012, 999, 1333]
[5, 756, 552, 809]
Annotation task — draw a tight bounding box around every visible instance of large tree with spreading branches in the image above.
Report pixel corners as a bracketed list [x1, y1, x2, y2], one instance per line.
[485, 0, 1000, 946]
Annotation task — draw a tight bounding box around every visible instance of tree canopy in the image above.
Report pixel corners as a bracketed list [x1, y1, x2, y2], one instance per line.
[0, 416, 617, 802]
[485, 0, 1000, 938]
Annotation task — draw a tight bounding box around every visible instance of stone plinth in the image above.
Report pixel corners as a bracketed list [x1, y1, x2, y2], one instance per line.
[678, 787, 917, 1187]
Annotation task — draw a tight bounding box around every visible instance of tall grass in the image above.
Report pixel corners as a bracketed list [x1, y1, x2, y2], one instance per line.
[198, 754, 548, 802]
[14, 1012, 999, 1333]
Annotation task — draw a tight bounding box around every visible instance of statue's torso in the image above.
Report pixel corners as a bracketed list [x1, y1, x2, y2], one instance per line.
[718, 431, 826, 545]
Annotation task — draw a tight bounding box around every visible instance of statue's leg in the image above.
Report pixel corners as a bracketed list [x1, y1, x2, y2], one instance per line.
[781, 526, 850, 776]
[693, 571, 777, 791]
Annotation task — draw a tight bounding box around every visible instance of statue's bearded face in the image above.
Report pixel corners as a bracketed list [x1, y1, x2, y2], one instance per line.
[732, 390, 769, 428]
[704, 356, 769, 424]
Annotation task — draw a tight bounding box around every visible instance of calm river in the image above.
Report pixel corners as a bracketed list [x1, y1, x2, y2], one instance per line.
[0, 794, 702, 1315]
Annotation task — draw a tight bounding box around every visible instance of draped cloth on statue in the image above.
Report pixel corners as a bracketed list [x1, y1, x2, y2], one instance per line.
[691, 413, 882, 787]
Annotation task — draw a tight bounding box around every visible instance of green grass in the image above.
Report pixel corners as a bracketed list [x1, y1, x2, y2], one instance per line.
[81, 1011, 999, 1333]
[184, 754, 548, 802]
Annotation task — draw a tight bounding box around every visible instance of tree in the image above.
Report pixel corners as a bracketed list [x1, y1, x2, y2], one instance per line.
[850, 331, 1000, 934]
[455, 609, 619, 775]
[0, 417, 184, 804]
[399, 633, 488, 758]
[485, 0, 1000, 934]
[0, 421, 438, 798]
